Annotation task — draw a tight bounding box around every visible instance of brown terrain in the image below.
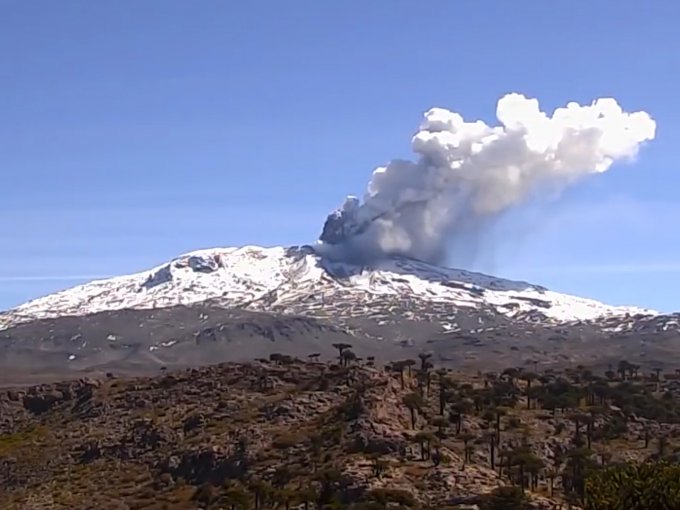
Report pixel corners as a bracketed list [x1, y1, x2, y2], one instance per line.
[1, 352, 680, 510]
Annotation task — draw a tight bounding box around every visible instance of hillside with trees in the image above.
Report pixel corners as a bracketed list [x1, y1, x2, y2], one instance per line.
[2, 351, 680, 509]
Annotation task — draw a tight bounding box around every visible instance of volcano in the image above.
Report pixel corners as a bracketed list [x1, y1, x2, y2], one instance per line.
[1, 245, 678, 384]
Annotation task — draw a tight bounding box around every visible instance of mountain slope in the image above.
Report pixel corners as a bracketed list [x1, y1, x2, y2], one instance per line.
[0, 245, 653, 331]
[3, 245, 680, 383]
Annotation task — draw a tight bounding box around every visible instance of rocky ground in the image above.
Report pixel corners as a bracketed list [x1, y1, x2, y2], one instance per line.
[2, 355, 679, 509]
[2, 303, 680, 386]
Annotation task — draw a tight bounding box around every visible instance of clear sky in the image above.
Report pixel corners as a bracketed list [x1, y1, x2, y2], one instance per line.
[2, 1, 679, 312]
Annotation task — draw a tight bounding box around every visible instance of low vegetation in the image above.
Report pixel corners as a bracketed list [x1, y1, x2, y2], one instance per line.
[2, 354, 680, 509]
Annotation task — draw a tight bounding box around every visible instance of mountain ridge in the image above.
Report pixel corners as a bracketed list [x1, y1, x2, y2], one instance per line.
[2, 245, 680, 384]
[0, 244, 655, 331]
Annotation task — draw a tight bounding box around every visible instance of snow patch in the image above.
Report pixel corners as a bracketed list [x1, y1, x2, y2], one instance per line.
[0, 245, 656, 330]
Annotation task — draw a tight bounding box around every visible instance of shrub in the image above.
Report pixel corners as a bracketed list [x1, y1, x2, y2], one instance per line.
[479, 486, 529, 510]
[366, 488, 416, 507]
[585, 462, 680, 510]
[272, 433, 299, 450]
[507, 416, 522, 429]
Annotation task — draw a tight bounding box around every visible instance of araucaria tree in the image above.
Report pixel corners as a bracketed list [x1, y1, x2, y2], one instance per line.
[402, 392, 424, 429]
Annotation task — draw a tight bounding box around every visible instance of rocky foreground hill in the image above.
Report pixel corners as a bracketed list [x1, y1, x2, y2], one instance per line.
[3, 354, 680, 509]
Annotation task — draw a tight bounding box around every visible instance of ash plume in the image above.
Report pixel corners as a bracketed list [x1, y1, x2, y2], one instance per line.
[318, 93, 656, 264]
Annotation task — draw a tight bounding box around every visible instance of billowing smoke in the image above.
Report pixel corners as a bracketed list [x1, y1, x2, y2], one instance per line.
[318, 93, 656, 264]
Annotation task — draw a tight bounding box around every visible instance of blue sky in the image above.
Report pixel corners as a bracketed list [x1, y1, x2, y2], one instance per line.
[1, 1, 679, 312]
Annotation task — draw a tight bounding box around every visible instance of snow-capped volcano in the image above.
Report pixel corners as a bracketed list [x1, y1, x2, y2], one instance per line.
[0, 245, 653, 331]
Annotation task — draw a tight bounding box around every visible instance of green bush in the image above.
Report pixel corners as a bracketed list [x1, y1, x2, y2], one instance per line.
[479, 486, 529, 510]
[585, 462, 680, 510]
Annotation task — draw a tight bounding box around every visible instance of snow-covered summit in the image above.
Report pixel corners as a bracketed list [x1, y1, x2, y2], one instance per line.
[0, 245, 654, 330]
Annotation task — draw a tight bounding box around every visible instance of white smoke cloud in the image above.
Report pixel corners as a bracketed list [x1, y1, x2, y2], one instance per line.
[318, 93, 656, 264]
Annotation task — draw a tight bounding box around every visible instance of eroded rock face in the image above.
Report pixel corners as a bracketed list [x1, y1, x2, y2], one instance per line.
[351, 428, 405, 455]
[186, 255, 221, 273]
[142, 264, 173, 289]
[159, 445, 249, 485]
[22, 391, 63, 415]
[20, 379, 101, 415]
[124, 419, 175, 452]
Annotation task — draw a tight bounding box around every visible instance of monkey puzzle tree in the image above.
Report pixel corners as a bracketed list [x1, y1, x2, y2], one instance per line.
[391, 361, 408, 389]
[563, 447, 595, 501]
[656, 435, 669, 459]
[341, 349, 357, 367]
[448, 396, 473, 435]
[521, 372, 538, 409]
[431, 416, 448, 437]
[418, 352, 433, 371]
[369, 453, 388, 479]
[402, 392, 425, 430]
[482, 431, 497, 469]
[460, 432, 476, 466]
[545, 468, 559, 497]
[331, 343, 352, 364]
[617, 360, 631, 380]
[436, 369, 454, 415]
[494, 406, 508, 443]
[221, 481, 250, 510]
[582, 412, 595, 449]
[277, 488, 298, 510]
[416, 369, 431, 396]
[248, 478, 274, 510]
[502, 367, 521, 386]
[568, 412, 589, 442]
[509, 447, 542, 492]
[525, 455, 544, 491]
[403, 358, 417, 377]
[314, 467, 350, 508]
[414, 431, 435, 461]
